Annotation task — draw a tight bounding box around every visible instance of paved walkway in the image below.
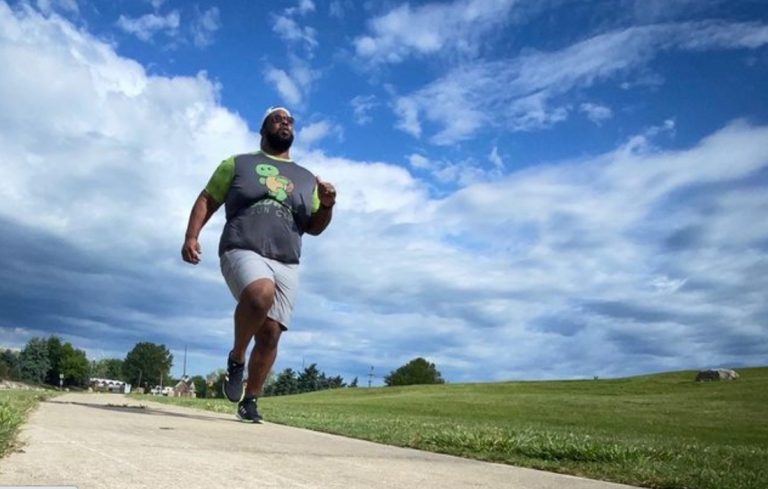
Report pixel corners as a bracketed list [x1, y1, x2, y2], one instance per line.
[0, 393, 640, 489]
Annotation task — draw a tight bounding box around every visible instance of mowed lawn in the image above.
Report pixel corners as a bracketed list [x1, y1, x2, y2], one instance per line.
[141, 367, 768, 489]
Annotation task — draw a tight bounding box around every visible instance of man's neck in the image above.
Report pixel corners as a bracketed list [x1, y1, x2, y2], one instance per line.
[260, 142, 290, 160]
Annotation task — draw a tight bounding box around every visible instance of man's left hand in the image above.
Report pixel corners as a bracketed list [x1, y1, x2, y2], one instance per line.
[317, 176, 336, 208]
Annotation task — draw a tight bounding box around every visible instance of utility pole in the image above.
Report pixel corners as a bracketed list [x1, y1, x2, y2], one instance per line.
[368, 366, 374, 388]
[183, 344, 187, 378]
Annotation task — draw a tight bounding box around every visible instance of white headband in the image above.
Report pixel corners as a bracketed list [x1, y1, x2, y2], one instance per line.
[262, 106, 292, 127]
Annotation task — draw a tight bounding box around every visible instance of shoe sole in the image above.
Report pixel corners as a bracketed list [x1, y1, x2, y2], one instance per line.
[236, 412, 262, 424]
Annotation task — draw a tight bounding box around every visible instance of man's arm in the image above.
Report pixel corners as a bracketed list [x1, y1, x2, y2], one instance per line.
[305, 176, 336, 236]
[305, 204, 333, 236]
[181, 191, 222, 264]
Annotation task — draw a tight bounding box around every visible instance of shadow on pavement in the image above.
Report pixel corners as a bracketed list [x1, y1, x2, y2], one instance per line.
[44, 399, 242, 423]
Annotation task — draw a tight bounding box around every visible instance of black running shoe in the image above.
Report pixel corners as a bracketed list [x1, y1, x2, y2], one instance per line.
[223, 352, 245, 402]
[237, 396, 262, 423]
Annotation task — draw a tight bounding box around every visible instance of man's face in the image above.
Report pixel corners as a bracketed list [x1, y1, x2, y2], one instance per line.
[262, 110, 294, 152]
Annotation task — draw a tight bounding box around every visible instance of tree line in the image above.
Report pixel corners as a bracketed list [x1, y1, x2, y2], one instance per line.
[1, 336, 89, 387]
[1, 336, 445, 392]
[0, 337, 173, 390]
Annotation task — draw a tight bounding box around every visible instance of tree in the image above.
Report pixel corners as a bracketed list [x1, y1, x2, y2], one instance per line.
[0, 349, 20, 380]
[44, 336, 63, 386]
[384, 357, 444, 386]
[323, 375, 346, 390]
[297, 363, 320, 393]
[0, 356, 10, 380]
[190, 375, 207, 398]
[122, 342, 173, 389]
[206, 369, 225, 398]
[105, 358, 124, 379]
[60, 343, 89, 387]
[90, 358, 124, 380]
[269, 368, 298, 396]
[39, 337, 89, 388]
[348, 376, 358, 388]
[18, 338, 50, 384]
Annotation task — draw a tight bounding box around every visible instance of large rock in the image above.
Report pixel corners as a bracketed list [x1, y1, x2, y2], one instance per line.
[695, 368, 739, 382]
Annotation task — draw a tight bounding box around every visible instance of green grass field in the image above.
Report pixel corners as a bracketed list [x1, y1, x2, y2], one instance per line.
[140, 367, 768, 489]
[0, 390, 50, 457]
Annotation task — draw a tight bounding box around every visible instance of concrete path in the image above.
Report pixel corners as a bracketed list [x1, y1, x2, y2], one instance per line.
[0, 393, 640, 489]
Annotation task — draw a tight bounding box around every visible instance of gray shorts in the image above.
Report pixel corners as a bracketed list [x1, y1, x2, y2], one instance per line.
[220, 249, 299, 329]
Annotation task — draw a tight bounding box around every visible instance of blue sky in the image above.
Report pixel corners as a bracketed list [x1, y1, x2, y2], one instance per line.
[1, 0, 767, 385]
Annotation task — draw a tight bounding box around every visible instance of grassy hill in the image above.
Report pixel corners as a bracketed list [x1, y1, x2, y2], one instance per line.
[143, 367, 768, 489]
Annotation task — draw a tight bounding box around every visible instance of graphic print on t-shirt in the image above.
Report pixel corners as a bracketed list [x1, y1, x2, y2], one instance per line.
[256, 163, 294, 202]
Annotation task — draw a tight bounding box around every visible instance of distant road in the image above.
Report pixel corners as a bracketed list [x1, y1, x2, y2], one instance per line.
[0, 393, 639, 489]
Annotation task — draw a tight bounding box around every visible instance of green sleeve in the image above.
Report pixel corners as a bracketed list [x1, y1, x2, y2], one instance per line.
[204, 156, 235, 203]
[311, 184, 320, 213]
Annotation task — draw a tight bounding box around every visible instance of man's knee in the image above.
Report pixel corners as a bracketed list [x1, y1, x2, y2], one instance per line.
[239, 279, 275, 312]
[256, 319, 282, 349]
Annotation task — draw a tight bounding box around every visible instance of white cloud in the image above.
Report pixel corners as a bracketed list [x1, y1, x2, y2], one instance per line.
[191, 7, 220, 47]
[296, 120, 343, 147]
[116, 11, 180, 42]
[354, 0, 517, 63]
[284, 0, 316, 17]
[489, 146, 504, 170]
[287, 55, 318, 90]
[393, 97, 422, 138]
[268, 1, 321, 105]
[350, 95, 377, 125]
[408, 153, 433, 170]
[394, 21, 768, 144]
[36, 0, 78, 15]
[651, 276, 687, 294]
[580, 102, 613, 125]
[329, 1, 346, 19]
[263, 56, 319, 107]
[0, 1, 254, 258]
[298, 0, 315, 16]
[629, 0, 728, 23]
[273, 0, 319, 57]
[619, 119, 676, 154]
[293, 118, 768, 380]
[405, 152, 503, 187]
[0, 1, 256, 369]
[264, 67, 302, 106]
[273, 14, 318, 53]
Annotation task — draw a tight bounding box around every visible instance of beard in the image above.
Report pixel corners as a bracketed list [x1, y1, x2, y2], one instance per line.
[264, 129, 294, 153]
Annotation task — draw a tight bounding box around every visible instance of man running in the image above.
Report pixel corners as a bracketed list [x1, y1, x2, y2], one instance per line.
[181, 106, 336, 422]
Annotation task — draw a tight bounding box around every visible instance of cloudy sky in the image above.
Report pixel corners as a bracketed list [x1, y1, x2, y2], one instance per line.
[1, 0, 767, 385]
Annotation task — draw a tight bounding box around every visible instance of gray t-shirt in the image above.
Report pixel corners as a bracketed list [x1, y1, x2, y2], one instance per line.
[204, 151, 320, 264]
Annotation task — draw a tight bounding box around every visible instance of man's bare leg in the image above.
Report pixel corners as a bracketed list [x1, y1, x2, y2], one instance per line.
[224, 279, 275, 403]
[231, 279, 275, 363]
[245, 318, 282, 397]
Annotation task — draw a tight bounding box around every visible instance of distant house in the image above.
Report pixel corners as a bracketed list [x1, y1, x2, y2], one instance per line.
[149, 385, 174, 396]
[173, 376, 196, 398]
[89, 378, 131, 394]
